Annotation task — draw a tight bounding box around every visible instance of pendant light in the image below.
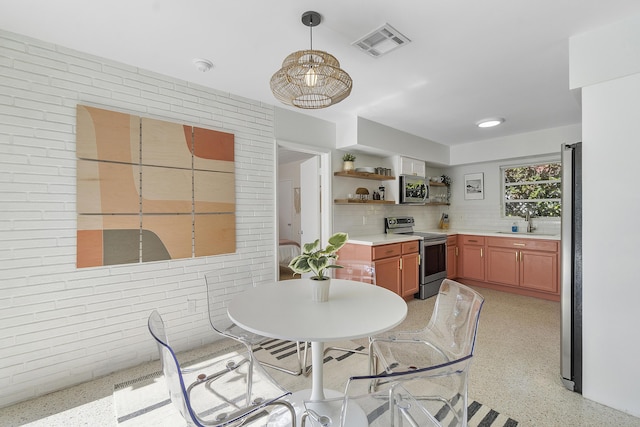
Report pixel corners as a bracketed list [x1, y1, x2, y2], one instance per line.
[270, 11, 353, 109]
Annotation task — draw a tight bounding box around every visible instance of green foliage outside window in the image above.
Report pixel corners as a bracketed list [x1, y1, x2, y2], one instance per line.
[503, 162, 561, 218]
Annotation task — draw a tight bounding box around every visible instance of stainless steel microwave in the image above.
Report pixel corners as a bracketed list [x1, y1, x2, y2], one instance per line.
[399, 175, 428, 204]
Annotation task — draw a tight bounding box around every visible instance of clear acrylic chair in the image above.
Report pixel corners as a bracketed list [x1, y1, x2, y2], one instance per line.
[205, 267, 309, 376]
[336, 261, 376, 285]
[325, 261, 376, 358]
[368, 279, 485, 427]
[300, 363, 470, 427]
[147, 310, 296, 427]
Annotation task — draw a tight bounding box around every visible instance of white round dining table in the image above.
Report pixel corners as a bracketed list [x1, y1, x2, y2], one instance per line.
[227, 278, 408, 403]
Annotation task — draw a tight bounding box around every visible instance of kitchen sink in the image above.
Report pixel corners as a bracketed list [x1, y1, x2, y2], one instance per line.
[495, 231, 558, 237]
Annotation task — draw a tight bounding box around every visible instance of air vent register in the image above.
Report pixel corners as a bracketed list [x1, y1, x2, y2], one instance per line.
[352, 23, 411, 57]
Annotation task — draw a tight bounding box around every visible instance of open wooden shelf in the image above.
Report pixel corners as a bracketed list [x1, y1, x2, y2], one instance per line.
[428, 181, 447, 187]
[334, 171, 396, 180]
[334, 199, 396, 205]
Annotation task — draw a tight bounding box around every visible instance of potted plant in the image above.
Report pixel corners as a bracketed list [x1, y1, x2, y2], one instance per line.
[288, 232, 348, 301]
[342, 153, 356, 172]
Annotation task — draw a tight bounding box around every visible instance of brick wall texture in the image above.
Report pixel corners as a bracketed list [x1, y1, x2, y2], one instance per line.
[0, 29, 276, 407]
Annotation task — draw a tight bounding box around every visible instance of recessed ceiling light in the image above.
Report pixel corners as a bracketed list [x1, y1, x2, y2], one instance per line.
[476, 118, 505, 128]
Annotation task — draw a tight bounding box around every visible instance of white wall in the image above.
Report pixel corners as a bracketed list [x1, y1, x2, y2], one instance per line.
[581, 72, 640, 418]
[446, 157, 562, 235]
[569, 14, 640, 90]
[0, 29, 277, 407]
[274, 106, 336, 149]
[277, 161, 301, 241]
[337, 117, 450, 165]
[450, 124, 581, 166]
[570, 15, 640, 417]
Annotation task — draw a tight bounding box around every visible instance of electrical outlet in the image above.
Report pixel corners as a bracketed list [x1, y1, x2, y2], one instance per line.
[362, 215, 367, 225]
[187, 299, 196, 313]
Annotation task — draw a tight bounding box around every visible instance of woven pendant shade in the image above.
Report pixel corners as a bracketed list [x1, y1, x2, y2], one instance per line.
[270, 49, 352, 109]
[270, 11, 353, 109]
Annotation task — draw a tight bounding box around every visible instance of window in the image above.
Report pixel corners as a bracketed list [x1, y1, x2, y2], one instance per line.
[502, 161, 561, 218]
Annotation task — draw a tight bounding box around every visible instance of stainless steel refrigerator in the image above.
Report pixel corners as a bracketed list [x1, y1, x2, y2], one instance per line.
[561, 142, 582, 393]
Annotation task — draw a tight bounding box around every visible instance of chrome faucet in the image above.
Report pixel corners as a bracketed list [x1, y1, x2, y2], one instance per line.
[525, 212, 536, 233]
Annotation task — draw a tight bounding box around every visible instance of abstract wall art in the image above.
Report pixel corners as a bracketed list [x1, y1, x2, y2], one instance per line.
[76, 105, 236, 268]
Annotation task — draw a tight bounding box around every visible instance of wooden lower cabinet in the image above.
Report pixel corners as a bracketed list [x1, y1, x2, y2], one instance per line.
[337, 240, 420, 299]
[451, 234, 560, 301]
[373, 256, 400, 294]
[485, 237, 558, 294]
[400, 246, 420, 296]
[486, 246, 519, 286]
[337, 234, 559, 301]
[519, 248, 559, 293]
[459, 235, 486, 281]
[446, 235, 458, 279]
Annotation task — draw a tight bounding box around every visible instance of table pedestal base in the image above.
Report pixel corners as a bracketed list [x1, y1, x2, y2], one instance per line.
[282, 389, 367, 426]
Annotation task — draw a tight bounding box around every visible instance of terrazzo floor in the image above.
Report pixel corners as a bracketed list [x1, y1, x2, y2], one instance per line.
[1, 286, 639, 426]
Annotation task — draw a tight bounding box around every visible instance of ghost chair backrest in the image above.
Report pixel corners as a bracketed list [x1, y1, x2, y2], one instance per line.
[426, 279, 485, 360]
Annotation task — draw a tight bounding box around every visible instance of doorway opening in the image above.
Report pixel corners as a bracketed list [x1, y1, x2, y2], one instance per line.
[276, 143, 332, 280]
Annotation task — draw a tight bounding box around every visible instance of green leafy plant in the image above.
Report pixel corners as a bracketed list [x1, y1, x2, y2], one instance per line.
[288, 232, 348, 280]
[342, 153, 356, 162]
[441, 174, 452, 185]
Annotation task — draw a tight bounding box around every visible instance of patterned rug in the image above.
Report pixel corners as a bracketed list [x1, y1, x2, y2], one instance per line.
[114, 339, 518, 426]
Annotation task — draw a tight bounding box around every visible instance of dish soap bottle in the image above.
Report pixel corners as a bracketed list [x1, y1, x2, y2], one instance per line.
[512, 222, 518, 232]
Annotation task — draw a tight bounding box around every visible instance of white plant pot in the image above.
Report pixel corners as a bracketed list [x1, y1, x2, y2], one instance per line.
[310, 278, 331, 302]
[343, 161, 355, 172]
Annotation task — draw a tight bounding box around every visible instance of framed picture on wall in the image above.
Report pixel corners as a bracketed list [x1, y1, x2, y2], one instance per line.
[464, 173, 484, 200]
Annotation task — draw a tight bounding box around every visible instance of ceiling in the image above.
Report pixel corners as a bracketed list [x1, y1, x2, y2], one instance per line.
[2, 1, 640, 146]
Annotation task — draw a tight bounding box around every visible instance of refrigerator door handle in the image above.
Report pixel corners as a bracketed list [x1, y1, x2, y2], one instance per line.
[560, 143, 574, 388]
[560, 142, 582, 393]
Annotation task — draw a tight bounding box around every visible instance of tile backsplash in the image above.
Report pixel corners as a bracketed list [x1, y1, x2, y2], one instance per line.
[448, 204, 561, 235]
[334, 203, 560, 236]
[333, 204, 448, 236]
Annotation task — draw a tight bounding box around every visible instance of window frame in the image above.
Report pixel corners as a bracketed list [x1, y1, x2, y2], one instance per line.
[500, 158, 562, 219]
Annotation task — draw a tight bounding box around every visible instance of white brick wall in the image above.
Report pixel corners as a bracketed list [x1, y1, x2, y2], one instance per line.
[0, 29, 276, 407]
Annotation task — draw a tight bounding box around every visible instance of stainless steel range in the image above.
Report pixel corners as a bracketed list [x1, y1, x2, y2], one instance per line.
[385, 216, 447, 299]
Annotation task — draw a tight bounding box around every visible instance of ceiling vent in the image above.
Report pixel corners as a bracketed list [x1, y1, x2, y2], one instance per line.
[352, 23, 411, 57]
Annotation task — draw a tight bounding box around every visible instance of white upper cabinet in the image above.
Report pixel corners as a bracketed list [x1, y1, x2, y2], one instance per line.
[399, 156, 426, 177]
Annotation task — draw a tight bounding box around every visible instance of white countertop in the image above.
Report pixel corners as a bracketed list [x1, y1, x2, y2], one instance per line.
[346, 234, 423, 245]
[347, 229, 560, 245]
[429, 228, 561, 240]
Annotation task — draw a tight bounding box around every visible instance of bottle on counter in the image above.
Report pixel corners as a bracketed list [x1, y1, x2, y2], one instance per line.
[512, 222, 518, 232]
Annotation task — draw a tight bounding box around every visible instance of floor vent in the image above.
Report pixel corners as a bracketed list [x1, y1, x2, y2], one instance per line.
[352, 23, 411, 57]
